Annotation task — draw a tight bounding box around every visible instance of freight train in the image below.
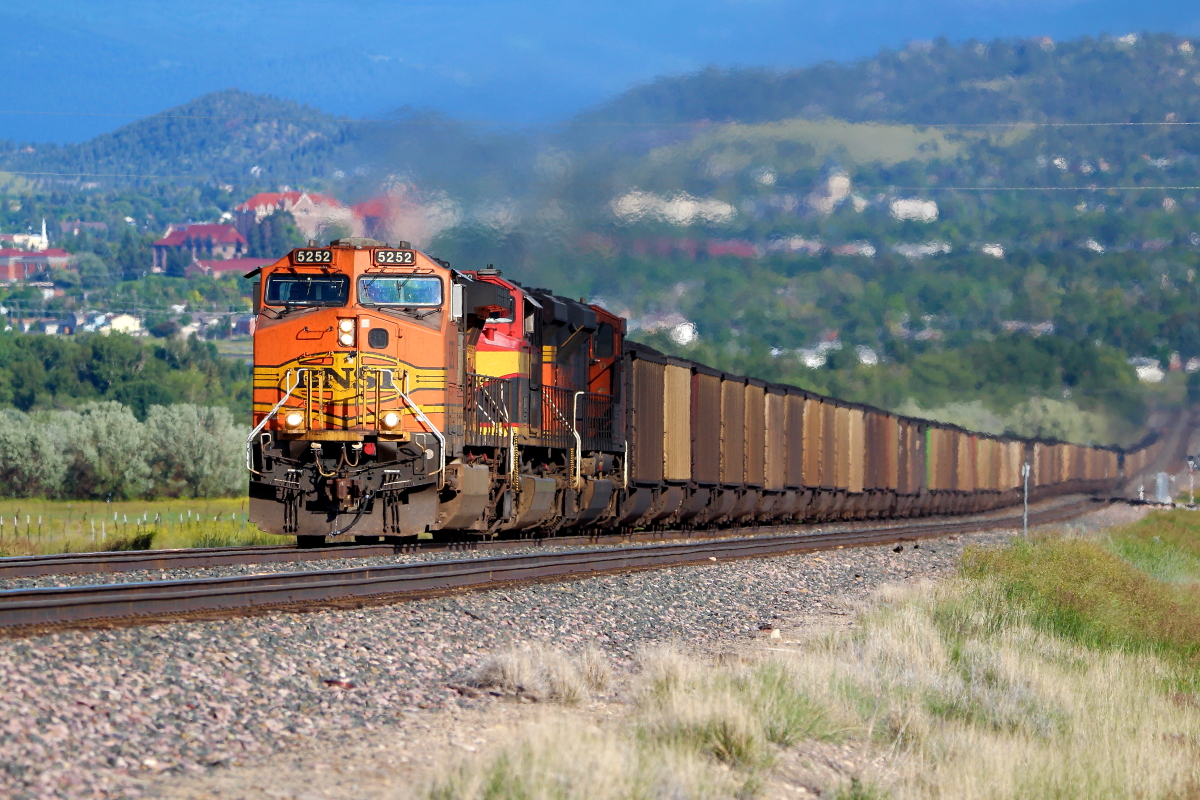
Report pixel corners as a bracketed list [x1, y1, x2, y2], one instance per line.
[246, 238, 1138, 545]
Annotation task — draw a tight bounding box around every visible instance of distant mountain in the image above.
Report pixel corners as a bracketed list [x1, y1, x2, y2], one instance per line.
[0, 90, 357, 186]
[572, 34, 1200, 127]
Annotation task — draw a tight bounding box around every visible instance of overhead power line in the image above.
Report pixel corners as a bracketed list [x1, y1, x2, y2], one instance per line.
[3, 108, 1200, 127]
[3, 170, 232, 181]
[894, 185, 1200, 191]
[8, 168, 1200, 193]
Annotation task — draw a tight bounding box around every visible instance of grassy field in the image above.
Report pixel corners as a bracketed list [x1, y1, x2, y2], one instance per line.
[211, 336, 253, 363]
[653, 117, 986, 178]
[0, 497, 279, 556]
[435, 510, 1200, 799]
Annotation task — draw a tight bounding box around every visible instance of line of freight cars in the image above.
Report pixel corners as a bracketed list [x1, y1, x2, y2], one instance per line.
[619, 342, 1124, 527]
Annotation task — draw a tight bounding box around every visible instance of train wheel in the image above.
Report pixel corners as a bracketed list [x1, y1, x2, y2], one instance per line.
[297, 535, 326, 549]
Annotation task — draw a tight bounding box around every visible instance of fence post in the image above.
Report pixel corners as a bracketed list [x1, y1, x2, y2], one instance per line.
[1021, 462, 1030, 538]
[1187, 457, 1196, 508]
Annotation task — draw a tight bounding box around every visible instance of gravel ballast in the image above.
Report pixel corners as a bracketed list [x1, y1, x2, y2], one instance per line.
[0, 502, 1150, 799]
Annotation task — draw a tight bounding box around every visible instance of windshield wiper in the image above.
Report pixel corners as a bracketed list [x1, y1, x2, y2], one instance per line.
[372, 305, 438, 319]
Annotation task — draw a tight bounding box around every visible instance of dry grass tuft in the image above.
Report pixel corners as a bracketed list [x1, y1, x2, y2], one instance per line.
[783, 576, 1200, 799]
[633, 644, 841, 772]
[577, 644, 612, 692]
[428, 718, 743, 800]
[466, 644, 611, 704]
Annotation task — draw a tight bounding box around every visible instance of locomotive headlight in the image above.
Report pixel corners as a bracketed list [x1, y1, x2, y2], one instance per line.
[380, 411, 401, 430]
[337, 319, 355, 347]
[284, 411, 304, 429]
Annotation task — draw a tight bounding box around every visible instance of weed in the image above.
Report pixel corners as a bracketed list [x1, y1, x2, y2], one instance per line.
[434, 524, 1200, 800]
[104, 531, 156, 551]
[0, 497, 270, 555]
[745, 661, 838, 746]
[830, 776, 887, 800]
[428, 719, 738, 800]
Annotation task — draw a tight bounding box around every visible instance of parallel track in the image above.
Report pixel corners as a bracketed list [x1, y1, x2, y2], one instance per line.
[0, 496, 1098, 579]
[0, 497, 1104, 635]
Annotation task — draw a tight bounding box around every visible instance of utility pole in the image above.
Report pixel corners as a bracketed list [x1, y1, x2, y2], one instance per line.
[1022, 461, 1031, 538]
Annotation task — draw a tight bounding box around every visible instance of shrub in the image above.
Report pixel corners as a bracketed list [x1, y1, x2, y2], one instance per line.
[0, 409, 66, 496]
[0, 402, 246, 500]
[144, 404, 244, 498]
[48, 402, 151, 500]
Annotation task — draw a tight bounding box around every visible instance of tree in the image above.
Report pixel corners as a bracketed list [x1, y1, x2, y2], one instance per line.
[246, 211, 306, 257]
[73, 253, 114, 289]
[165, 247, 192, 278]
[116, 229, 152, 279]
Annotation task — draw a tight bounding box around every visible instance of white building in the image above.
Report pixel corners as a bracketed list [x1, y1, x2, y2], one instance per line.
[1129, 357, 1165, 383]
[0, 220, 49, 252]
[889, 198, 938, 222]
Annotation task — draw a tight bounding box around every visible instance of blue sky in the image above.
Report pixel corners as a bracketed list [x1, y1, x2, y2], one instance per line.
[4, 0, 1199, 142]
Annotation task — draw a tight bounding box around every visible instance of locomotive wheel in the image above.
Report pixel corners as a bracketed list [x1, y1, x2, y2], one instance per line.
[296, 535, 327, 549]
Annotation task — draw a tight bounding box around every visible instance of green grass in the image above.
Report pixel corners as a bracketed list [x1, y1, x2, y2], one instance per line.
[0, 497, 279, 555]
[961, 534, 1200, 663]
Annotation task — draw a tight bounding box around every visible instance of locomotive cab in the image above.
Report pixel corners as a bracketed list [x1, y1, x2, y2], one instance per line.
[247, 238, 510, 541]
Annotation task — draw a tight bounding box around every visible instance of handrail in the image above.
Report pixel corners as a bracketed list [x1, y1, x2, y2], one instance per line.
[245, 369, 305, 473]
[571, 390, 585, 489]
[397, 378, 446, 489]
[367, 367, 393, 428]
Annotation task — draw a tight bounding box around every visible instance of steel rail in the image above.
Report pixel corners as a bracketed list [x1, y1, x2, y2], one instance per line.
[0, 497, 1094, 579]
[0, 498, 1102, 633]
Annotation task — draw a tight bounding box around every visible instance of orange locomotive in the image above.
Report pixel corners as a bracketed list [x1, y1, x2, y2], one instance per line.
[246, 238, 626, 544]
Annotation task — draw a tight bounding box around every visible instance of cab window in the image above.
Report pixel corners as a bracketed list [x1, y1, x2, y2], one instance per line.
[264, 274, 349, 306]
[593, 321, 615, 358]
[358, 276, 442, 307]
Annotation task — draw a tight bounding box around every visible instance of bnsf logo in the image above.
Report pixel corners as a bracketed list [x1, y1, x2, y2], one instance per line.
[297, 368, 398, 390]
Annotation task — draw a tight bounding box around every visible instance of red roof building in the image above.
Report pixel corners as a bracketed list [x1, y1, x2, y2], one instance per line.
[152, 224, 247, 272]
[234, 191, 348, 239]
[0, 248, 71, 282]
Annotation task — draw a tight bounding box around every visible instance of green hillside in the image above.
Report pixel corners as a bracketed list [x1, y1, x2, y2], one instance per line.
[0, 89, 356, 186]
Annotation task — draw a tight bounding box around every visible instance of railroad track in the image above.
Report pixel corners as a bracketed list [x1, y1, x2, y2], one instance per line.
[0, 503, 1073, 579]
[0, 496, 1105, 635]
